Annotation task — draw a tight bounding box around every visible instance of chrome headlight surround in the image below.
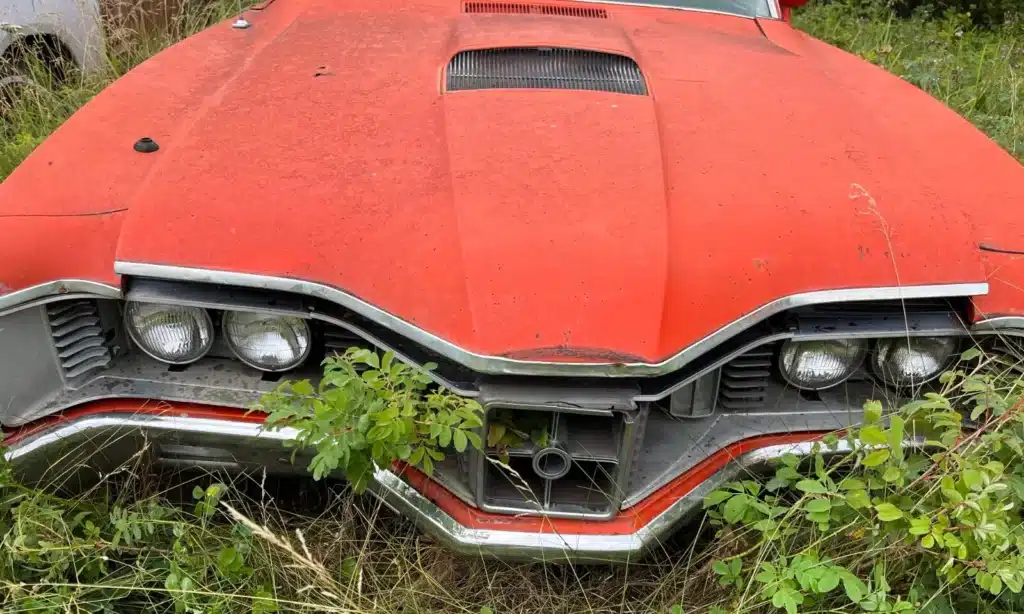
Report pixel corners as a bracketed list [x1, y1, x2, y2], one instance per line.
[221, 311, 312, 372]
[123, 301, 214, 365]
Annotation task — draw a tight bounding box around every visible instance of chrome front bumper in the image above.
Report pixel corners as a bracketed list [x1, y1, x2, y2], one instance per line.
[3, 406, 826, 563]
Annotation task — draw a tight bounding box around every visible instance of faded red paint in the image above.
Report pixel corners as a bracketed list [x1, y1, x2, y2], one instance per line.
[1, 0, 1023, 358]
[2, 400, 823, 534]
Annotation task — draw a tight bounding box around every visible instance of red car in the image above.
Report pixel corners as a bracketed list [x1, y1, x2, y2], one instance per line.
[2, 0, 1023, 562]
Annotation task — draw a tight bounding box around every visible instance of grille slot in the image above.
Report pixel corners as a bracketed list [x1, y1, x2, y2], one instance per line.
[718, 347, 775, 410]
[48, 300, 111, 380]
[322, 328, 368, 357]
[478, 407, 643, 518]
[463, 2, 608, 18]
[447, 47, 647, 95]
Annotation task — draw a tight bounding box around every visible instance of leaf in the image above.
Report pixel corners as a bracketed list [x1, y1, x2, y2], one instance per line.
[817, 568, 841, 593]
[863, 400, 883, 424]
[960, 347, 983, 361]
[723, 495, 749, 524]
[862, 449, 891, 467]
[887, 416, 905, 460]
[846, 489, 871, 509]
[438, 426, 452, 448]
[704, 490, 734, 508]
[805, 499, 832, 513]
[962, 468, 984, 491]
[874, 502, 904, 522]
[882, 466, 902, 483]
[796, 479, 828, 494]
[840, 478, 867, 491]
[909, 516, 932, 536]
[842, 573, 868, 603]
[487, 424, 506, 448]
[860, 425, 887, 446]
[464, 430, 483, 450]
[452, 429, 468, 452]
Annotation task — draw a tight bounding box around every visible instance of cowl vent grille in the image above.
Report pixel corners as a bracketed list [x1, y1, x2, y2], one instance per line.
[47, 300, 111, 379]
[463, 2, 608, 18]
[447, 48, 647, 95]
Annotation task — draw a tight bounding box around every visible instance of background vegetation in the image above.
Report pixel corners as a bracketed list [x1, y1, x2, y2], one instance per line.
[2, 1, 1023, 613]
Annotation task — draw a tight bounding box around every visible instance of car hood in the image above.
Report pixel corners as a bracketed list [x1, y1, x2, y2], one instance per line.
[3, 0, 1022, 361]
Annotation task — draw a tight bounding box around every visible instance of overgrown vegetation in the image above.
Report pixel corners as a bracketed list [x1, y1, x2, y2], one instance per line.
[3, 1, 1024, 612]
[702, 347, 1024, 613]
[260, 348, 484, 489]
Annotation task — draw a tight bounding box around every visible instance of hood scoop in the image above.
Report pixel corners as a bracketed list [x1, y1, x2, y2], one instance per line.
[463, 2, 608, 18]
[446, 47, 647, 95]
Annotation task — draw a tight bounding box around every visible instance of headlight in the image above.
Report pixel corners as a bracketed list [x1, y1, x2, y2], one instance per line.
[124, 302, 214, 365]
[222, 311, 311, 372]
[779, 339, 868, 391]
[872, 336, 957, 387]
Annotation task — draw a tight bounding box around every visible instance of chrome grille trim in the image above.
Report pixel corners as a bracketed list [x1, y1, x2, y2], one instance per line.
[463, 2, 609, 17]
[446, 48, 648, 95]
[47, 300, 111, 380]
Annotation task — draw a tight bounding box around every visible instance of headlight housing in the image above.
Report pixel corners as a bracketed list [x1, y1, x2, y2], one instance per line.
[124, 302, 214, 365]
[872, 336, 957, 387]
[222, 311, 312, 372]
[779, 339, 868, 391]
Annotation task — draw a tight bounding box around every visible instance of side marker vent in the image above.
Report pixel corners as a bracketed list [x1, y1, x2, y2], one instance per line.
[447, 47, 647, 95]
[47, 300, 112, 380]
[718, 347, 775, 410]
[463, 2, 609, 18]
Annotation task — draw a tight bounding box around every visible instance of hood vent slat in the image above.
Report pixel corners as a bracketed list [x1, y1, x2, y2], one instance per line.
[463, 2, 608, 18]
[447, 47, 647, 95]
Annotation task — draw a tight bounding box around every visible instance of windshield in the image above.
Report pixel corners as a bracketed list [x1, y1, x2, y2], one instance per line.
[613, 0, 774, 18]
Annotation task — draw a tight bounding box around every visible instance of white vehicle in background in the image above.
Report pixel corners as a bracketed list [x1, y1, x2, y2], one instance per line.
[0, 0, 105, 98]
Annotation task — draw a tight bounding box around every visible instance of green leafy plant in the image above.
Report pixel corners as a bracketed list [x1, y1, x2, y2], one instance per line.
[703, 347, 1024, 613]
[259, 348, 484, 491]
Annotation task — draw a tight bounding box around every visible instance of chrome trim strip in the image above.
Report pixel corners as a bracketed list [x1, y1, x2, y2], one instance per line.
[0, 280, 121, 316]
[973, 317, 1024, 332]
[3, 411, 836, 562]
[572, 0, 772, 20]
[115, 261, 987, 378]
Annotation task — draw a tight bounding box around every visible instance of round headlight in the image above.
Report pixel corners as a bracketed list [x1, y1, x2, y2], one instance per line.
[779, 339, 868, 391]
[124, 302, 214, 365]
[872, 336, 957, 387]
[222, 311, 311, 372]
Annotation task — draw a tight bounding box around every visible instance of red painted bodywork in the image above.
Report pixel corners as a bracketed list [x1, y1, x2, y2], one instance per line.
[2, 400, 823, 533]
[2, 0, 1023, 361]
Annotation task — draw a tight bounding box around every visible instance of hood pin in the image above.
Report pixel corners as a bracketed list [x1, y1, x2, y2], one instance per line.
[232, 18, 251, 29]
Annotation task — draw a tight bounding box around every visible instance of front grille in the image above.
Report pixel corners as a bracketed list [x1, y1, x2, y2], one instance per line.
[47, 300, 112, 380]
[463, 2, 609, 18]
[718, 346, 775, 410]
[476, 406, 643, 518]
[446, 48, 648, 95]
